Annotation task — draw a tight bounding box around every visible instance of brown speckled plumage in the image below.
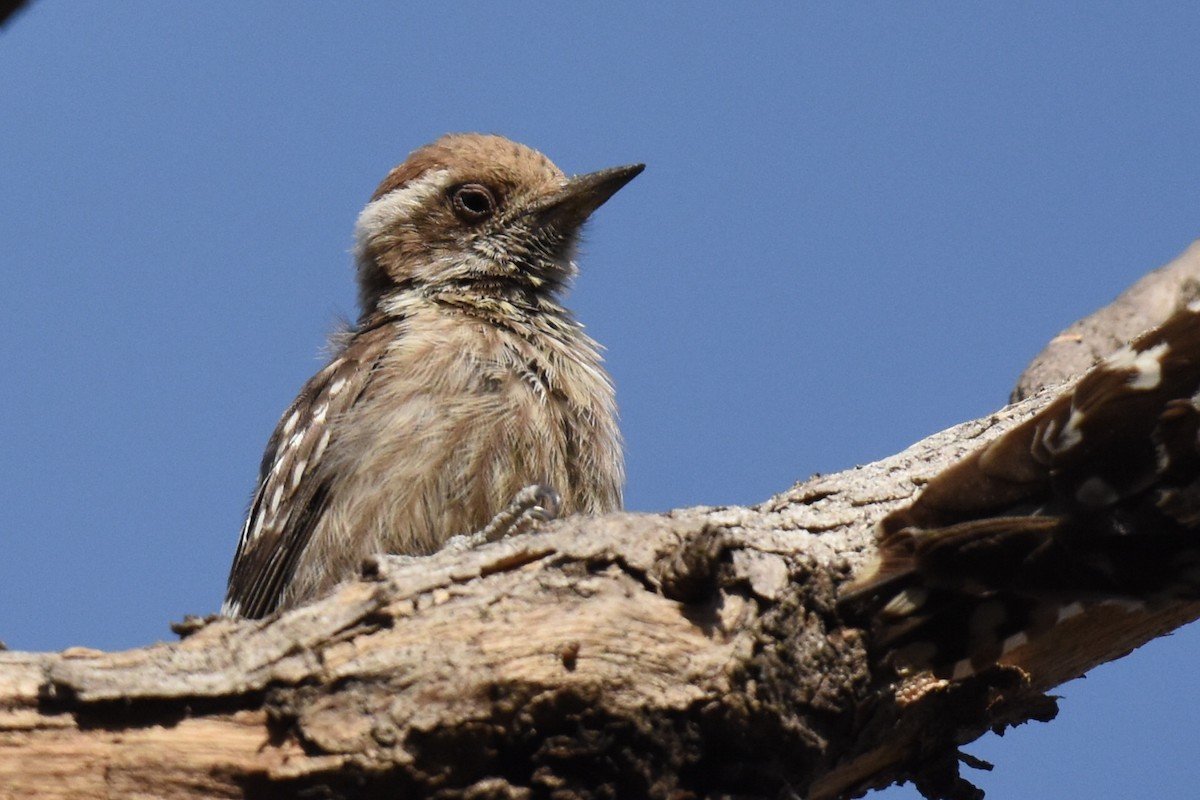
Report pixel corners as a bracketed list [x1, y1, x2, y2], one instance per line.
[224, 134, 641, 618]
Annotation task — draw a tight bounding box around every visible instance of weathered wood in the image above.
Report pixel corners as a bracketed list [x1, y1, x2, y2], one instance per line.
[2, 242, 1199, 800]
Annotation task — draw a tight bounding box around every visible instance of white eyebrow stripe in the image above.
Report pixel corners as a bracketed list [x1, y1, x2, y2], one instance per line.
[353, 168, 453, 255]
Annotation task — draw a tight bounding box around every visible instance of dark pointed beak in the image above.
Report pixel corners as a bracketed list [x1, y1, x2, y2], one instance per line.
[527, 163, 645, 229]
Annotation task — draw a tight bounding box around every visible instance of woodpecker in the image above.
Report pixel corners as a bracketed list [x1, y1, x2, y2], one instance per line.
[223, 134, 641, 619]
[842, 301, 1200, 677]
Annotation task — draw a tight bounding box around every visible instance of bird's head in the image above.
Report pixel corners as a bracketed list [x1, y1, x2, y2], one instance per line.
[353, 133, 642, 315]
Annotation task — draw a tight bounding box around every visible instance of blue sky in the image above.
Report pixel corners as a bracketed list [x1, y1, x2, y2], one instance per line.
[3, 4, 1200, 798]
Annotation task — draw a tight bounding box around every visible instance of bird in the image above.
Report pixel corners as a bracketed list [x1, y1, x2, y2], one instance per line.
[840, 301, 1200, 678]
[222, 134, 642, 619]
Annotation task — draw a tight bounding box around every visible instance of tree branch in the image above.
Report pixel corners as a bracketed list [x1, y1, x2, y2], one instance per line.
[4, 243, 1200, 800]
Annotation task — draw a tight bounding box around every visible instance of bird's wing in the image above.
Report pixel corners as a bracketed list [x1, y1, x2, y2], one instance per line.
[222, 322, 396, 619]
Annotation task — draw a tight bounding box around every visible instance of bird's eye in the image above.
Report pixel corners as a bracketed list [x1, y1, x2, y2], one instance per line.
[450, 184, 498, 222]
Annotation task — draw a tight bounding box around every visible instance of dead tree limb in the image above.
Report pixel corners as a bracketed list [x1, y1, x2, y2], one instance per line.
[3, 243, 1200, 800]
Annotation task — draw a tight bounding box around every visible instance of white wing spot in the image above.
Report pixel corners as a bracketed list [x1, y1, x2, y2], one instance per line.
[290, 458, 307, 491]
[247, 515, 264, 545]
[328, 377, 348, 398]
[269, 483, 285, 514]
[280, 409, 300, 437]
[311, 429, 332, 465]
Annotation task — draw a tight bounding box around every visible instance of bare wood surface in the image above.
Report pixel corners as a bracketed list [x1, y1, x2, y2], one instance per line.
[2, 242, 1200, 800]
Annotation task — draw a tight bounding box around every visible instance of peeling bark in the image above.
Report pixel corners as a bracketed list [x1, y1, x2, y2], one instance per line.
[3, 242, 1200, 800]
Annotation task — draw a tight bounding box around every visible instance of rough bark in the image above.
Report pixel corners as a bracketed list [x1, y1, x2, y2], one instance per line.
[3, 243, 1200, 800]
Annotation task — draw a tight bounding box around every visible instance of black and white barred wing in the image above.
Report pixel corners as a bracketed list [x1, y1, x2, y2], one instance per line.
[222, 325, 392, 619]
[842, 302, 1200, 677]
